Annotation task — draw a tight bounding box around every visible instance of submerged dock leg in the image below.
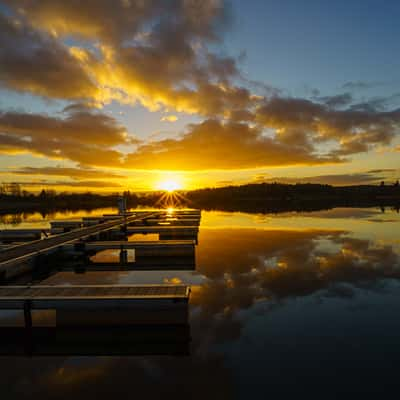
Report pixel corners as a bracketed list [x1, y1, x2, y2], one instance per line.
[23, 299, 33, 355]
[119, 249, 128, 264]
[23, 300, 32, 329]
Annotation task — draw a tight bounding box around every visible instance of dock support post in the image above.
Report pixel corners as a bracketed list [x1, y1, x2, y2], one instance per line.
[0, 270, 5, 284]
[23, 299, 33, 355]
[23, 299, 32, 329]
[119, 249, 128, 264]
[74, 241, 86, 252]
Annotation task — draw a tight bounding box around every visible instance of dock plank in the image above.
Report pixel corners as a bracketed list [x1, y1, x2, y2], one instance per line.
[0, 284, 190, 304]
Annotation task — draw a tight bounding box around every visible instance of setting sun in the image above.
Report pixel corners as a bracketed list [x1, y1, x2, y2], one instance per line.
[157, 179, 182, 192]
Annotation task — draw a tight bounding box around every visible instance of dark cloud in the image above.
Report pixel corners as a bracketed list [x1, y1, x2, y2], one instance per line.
[317, 93, 353, 108]
[255, 97, 400, 158]
[0, 105, 127, 166]
[367, 169, 396, 174]
[349, 99, 386, 113]
[6, 0, 228, 44]
[259, 171, 393, 186]
[224, 109, 255, 122]
[0, 12, 99, 100]
[5, 166, 125, 180]
[8, 180, 122, 188]
[342, 81, 382, 91]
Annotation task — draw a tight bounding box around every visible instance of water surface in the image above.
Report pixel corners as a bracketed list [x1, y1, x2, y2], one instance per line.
[1, 206, 400, 398]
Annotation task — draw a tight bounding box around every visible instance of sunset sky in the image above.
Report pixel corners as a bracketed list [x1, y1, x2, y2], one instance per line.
[0, 0, 399, 192]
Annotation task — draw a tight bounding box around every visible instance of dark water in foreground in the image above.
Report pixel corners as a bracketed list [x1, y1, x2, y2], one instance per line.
[1, 207, 400, 398]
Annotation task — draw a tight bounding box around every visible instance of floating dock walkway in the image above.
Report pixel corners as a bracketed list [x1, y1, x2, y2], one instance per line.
[0, 284, 190, 327]
[0, 209, 201, 339]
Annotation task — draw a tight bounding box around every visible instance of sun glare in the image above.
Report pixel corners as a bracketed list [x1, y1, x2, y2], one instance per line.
[158, 179, 182, 192]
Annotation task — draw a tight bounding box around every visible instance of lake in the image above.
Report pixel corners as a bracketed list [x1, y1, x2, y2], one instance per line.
[0, 206, 400, 398]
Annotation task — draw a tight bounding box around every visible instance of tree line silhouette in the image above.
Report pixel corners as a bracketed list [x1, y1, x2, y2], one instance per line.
[0, 181, 399, 214]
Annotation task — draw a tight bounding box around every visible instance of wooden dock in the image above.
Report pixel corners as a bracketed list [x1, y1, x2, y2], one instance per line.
[0, 211, 158, 271]
[0, 284, 190, 305]
[0, 211, 200, 281]
[0, 209, 200, 336]
[65, 240, 195, 258]
[0, 284, 190, 326]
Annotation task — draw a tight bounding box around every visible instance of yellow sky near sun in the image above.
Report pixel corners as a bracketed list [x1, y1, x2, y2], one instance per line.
[1, 149, 400, 193]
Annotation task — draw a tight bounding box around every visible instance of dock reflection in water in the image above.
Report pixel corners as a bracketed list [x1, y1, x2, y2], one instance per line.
[0, 325, 190, 357]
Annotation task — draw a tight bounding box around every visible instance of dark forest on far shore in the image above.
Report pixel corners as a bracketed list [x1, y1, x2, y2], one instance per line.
[0, 181, 399, 215]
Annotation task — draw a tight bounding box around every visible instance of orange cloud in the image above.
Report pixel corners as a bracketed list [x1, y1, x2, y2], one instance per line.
[3, 0, 243, 115]
[161, 115, 178, 122]
[123, 119, 340, 170]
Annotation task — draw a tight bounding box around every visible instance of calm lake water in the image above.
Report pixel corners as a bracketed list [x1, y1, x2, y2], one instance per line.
[1, 206, 400, 398]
